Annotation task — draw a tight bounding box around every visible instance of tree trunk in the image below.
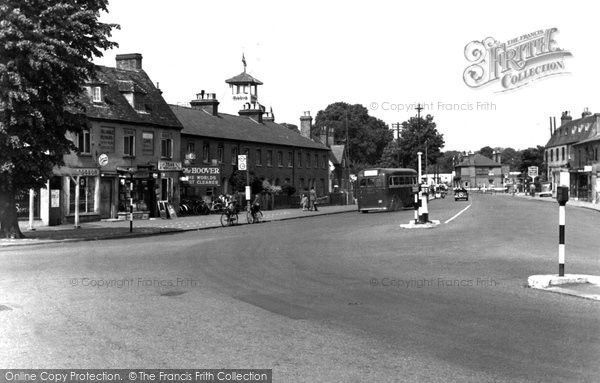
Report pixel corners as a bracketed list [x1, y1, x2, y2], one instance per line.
[0, 185, 24, 239]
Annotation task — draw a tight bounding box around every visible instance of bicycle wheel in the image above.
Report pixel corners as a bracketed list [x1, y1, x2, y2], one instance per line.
[246, 210, 254, 224]
[220, 212, 229, 227]
[229, 212, 238, 226]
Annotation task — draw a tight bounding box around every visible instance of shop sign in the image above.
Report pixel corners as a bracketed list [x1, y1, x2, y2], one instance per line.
[73, 168, 100, 176]
[182, 166, 220, 186]
[158, 160, 182, 171]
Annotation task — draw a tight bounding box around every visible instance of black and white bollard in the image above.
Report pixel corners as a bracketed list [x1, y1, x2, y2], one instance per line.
[414, 189, 419, 223]
[419, 190, 430, 223]
[556, 186, 569, 277]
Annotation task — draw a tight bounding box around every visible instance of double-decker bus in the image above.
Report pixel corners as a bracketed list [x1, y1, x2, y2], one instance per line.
[355, 168, 418, 212]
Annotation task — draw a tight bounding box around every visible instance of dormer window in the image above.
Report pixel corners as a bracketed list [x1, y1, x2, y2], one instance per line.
[92, 86, 102, 102]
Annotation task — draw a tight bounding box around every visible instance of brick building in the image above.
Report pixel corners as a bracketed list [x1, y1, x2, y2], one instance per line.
[453, 152, 509, 189]
[40, 53, 183, 225]
[172, 67, 329, 201]
[545, 109, 599, 201]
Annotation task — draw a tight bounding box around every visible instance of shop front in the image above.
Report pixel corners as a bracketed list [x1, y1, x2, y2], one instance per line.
[180, 165, 221, 203]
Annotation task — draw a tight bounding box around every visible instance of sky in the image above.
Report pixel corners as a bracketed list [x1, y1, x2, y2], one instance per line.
[94, 0, 599, 152]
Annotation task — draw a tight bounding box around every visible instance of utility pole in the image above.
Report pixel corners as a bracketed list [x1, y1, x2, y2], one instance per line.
[392, 122, 401, 165]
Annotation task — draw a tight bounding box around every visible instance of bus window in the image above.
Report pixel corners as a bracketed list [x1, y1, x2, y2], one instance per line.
[374, 178, 383, 187]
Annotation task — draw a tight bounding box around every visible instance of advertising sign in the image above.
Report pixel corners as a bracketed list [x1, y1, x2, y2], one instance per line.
[182, 166, 220, 186]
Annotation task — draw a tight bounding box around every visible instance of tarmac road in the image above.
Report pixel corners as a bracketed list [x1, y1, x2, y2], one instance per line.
[1, 194, 598, 382]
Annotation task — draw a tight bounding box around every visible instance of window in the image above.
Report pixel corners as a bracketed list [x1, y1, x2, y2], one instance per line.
[217, 145, 224, 164]
[69, 176, 96, 214]
[203, 143, 210, 163]
[77, 129, 91, 154]
[123, 129, 135, 157]
[315, 154, 319, 168]
[550, 149, 554, 162]
[322, 154, 327, 169]
[161, 138, 172, 159]
[142, 132, 154, 156]
[92, 86, 102, 102]
[298, 152, 302, 168]
[288, 152, 293, 167]
[243, 148, 250, 164]
[266, 150, 273, 166]
[306, 153, 311, 168]
[256, 149, 262, 166]
[277, 151, 283, 167]
[596, 148, 598, 161]
[187, 142, 195, 155]
[231, 147, 238, 165]
[561, 147, 565, 161]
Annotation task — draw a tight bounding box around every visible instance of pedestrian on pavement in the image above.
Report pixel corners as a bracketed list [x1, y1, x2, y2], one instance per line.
[309, 187, 317, 211]
[301, 193, 308, 211]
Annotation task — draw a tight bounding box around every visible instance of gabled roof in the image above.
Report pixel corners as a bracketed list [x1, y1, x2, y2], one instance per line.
[225, 72, 263, 85]
[81, 66, 182, 129]
[170, 105, 328, 151]
[455, 153, 500, 167]
[545, 114, 599, 148]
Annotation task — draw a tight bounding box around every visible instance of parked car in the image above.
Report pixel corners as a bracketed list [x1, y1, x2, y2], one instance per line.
[454, 187, 469, 201]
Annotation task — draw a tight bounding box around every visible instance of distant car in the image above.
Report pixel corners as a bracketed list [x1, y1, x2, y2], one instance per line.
[454, 188, 469, 201]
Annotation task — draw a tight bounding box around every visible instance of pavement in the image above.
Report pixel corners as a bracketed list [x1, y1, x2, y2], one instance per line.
[485, 190, 600, 212]
[2, 204, 357, 248]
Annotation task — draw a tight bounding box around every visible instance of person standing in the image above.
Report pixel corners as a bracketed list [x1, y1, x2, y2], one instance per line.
[309, 187, 318, 211]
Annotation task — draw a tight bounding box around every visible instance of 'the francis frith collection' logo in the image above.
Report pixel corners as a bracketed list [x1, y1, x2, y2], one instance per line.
[463, 28, 572, 92]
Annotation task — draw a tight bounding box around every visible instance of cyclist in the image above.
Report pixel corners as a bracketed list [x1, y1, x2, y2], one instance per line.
[251, 192, 261, 218]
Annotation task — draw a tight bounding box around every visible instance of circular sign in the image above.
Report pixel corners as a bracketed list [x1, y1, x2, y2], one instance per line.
[98, 154, 109, 167]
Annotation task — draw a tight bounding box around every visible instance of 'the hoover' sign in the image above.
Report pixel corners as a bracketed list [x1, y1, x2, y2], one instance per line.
[182, 166, 220, 186]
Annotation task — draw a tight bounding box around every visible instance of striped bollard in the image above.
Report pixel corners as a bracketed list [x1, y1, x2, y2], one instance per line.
[414, 189, 419, 223]
[419, 190, 429, 223]
[556, 186, 569, 277]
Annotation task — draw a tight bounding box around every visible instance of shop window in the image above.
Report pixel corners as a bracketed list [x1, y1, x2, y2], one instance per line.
[77, 129, 91, 155]
[69, 177, 96, 213]
[123, 130, 135, 157]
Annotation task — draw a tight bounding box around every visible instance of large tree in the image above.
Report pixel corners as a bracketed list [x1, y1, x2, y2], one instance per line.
[397, 114, 445, 171]
[314, 102, 393, 166]
[436, 150, 462, 173]
[518, 146, 546, 178]
[0, 0, 118, 238]
[476, 146, 494, 159]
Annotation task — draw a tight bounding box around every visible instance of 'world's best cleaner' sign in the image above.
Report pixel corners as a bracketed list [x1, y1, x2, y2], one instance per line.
[182, 166, 220, 186]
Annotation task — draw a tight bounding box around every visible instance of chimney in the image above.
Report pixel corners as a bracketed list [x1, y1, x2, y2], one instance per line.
[582, 107, 592, 118]
[560, 111, 572, 126]
[493, 150, 501, 164]
[116, 53, 143, 71]
[190, 91, 219, 116]
[300, 111, 313, 139]
[238, 102, 264, 123]
[263, 107, 275, 122]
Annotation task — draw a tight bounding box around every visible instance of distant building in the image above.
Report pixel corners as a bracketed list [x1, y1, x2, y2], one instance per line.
[545, 109, 599, 201]
[40, 53, 183, 225]
[453, 151, 508, 189]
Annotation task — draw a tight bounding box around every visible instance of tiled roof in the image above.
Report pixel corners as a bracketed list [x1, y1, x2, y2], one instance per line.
[225, 72, 263, 85]
[545, 114, 599, 148]
[456, 153, 500, 167]
[81, 66, 182, 129]
[330, 145, 345, 165]
[572, 133, 600, 146]
[170, 105, 329, 151]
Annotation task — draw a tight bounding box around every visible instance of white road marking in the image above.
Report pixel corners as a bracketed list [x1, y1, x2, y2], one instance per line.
[445, 204, 472, 224]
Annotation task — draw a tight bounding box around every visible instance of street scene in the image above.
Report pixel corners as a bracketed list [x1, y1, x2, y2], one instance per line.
[1, 0, 600, 382]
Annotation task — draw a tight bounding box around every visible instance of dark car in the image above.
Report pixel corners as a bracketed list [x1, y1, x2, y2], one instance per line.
[454, 188, 469, 201]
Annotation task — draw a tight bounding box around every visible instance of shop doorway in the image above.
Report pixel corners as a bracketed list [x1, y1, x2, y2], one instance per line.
[99, 178, 113, 219]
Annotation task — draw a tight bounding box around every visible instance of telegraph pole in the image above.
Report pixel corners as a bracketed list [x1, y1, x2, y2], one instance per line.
[415, 104, 423, 182]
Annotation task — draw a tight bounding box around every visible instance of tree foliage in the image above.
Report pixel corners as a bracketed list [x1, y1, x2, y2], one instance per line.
[397, 114, 445, 171]
[314, 102, 393, 166]
[0, 0, 119, 238]
[476, 146, 494, 159]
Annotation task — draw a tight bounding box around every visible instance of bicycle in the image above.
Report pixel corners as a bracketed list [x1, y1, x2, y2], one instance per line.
[246, 205, 263, 224]
[220, 205, 239, 227]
